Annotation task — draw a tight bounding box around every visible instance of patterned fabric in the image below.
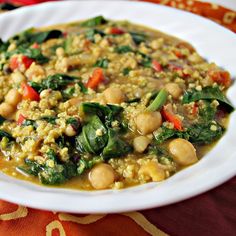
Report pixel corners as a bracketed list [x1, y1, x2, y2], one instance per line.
[142, 0, 236, 32]
[0, 1, 235, 235]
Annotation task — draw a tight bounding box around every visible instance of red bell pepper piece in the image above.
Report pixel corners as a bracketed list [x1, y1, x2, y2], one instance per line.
[10, 56, 34, 71]
[21, 83, 40, 101]
[152, 60, 162, 72]
[86, 68, 105, 90]
[17, 114, 26, 125]
[209, 70, 231, 87]
[161, 107, 183, 131]
[110, 27, 125, 35]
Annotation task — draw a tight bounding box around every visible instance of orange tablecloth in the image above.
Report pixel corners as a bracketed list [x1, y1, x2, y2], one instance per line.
[0, 1, 235, 235]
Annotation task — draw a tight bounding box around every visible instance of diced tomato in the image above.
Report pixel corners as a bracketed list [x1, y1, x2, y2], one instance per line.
[110, 27, 125, 35]
[152, 60, 162, 72]
[31, 43, 39, 49]
[209, 70, 231, 87]
[86, 68, 105, 90]
[21, 83, 40, 101]
[161, 107, 183, 131]
[10, 55, 34, 71]
[17, 114, 26, 125]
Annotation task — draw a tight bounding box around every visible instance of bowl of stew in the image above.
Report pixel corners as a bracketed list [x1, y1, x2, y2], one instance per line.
[0, 1, 235, 213]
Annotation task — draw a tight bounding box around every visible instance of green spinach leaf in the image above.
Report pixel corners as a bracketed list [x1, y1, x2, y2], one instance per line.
[85, 29, 105, 42]
[77, 156, 103, 175]
[81, 16, 107, 27]
[130, 31, 146, 45]
[94, 58, 109, 68]
[29, 74, 79, 92]
[76, 115, 108, 154]
[115, 45, 133, 54]
[154, 126, 189, 145]
[102, 129, 132, 159]
[182, 86, 234, 111]
[188, 121, 224, 144]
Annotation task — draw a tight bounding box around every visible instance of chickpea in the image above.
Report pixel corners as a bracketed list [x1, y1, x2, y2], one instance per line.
[164, 83, 182, 99]
[133, 136, 151, 153]
[135, 111, 162, 135]
[11, 71, 26, 84]
[40, 89, 51, 99]
[0, 102, 15, 118]
[168, 138, 198, 165]
[139, 161, 165, 182]
[5, 89, 22, 106]
[56, 47, 65, 57]
[89, 163, 115, 190]
[65, 125, 76, 137]
[103, 87, 125, 104]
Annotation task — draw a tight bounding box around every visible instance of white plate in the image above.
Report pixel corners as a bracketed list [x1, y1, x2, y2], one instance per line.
[0, 1, 235, 213]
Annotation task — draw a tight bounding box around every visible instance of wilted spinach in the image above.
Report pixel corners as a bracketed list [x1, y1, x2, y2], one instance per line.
[85, 29, 106, 42]
[115, 45, 133, 54]
[0, 130, 14, 141]
[130, 31, 146, 45]
[81, 16, 107, 27]
[29, 74, 80, 93]
[18, 150, 77, 185]
[154, 126, 189, 145]
[94, 58, 109, 68]
[182, 86, 234, 111]
[102, 129, 132, 159]
[76, 115, 108, 154]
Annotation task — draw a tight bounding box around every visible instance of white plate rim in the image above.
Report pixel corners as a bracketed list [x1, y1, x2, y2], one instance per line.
[0, 0, 235, 213]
